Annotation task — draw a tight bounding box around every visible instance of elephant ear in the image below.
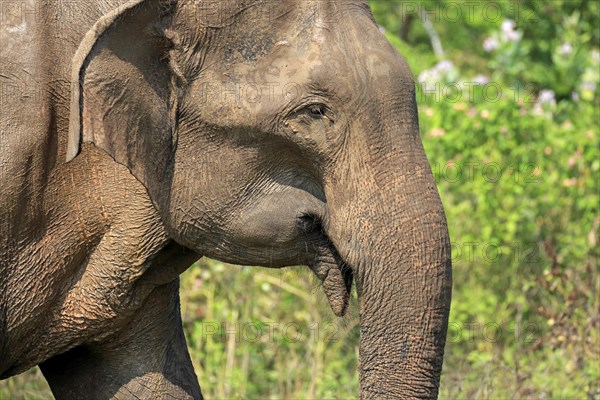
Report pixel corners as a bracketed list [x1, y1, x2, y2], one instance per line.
[66, 0, 178, 203]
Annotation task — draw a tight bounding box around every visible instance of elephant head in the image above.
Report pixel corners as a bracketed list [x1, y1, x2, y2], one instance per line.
[66, 0, 452, 397]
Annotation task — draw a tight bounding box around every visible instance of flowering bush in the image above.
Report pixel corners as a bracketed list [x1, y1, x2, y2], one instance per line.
[371, 0, 599, 398]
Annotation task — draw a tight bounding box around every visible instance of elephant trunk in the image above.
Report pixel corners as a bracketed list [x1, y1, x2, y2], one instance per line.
[324, 100, 452, 398]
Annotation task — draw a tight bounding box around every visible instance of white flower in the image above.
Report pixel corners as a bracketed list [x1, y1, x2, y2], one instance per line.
[532, 89, 556, 118]
[537, 89, 556, 106]
[483, 37, 499, 52]
[473, 75, 490, 85]
[417, 61, 456, 92]
[533, 89, 556, 116]
[418, 68, 438, 84]
[580, 81, 597, 92]
[504, 29, 522, 42]
[501, 19, 516, 34]
[591, 50, 600, 65]
[417, 69, 440, 92]
[435, 60, 454, 74]
[500, 19, 522, 42]
[558, 42, 573, 56]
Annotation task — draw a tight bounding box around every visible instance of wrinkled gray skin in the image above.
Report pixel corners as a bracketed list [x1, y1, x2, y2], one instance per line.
[0, 0, 452, 398]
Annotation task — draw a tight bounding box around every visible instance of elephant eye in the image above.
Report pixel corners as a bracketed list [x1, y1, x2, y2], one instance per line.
[294, 103, 334, 125]
[308, 105, 325, 118]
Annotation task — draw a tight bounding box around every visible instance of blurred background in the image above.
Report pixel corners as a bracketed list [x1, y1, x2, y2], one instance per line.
[2, 1, 598, 399]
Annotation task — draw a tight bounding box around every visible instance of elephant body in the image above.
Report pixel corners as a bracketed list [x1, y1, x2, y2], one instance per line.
[0, 1, 452, 398]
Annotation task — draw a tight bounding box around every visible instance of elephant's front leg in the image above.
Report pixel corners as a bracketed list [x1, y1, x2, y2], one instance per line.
[40, 280, 202, 400]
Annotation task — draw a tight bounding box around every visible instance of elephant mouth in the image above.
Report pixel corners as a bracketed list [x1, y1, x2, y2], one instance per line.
[298, 215, 353, 317]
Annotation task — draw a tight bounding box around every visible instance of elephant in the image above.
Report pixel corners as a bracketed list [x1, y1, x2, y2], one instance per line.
[0, 0, 452, 398]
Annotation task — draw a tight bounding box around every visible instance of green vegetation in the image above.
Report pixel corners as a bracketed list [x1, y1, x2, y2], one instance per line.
[375, 1, 599, 398]
[1, 1, 598, 399]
